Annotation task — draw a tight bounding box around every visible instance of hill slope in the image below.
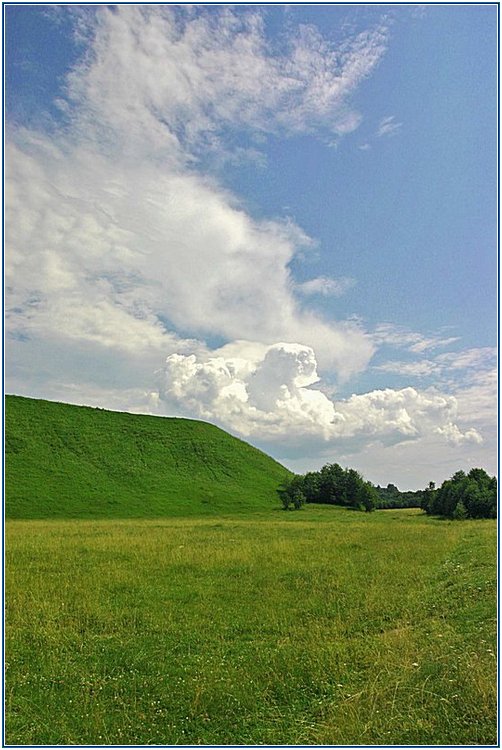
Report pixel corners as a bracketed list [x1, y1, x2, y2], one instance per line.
[5, 395, 291, 518]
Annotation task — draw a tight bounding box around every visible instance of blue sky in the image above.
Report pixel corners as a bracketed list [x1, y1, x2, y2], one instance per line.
[4, 4, 498, 489]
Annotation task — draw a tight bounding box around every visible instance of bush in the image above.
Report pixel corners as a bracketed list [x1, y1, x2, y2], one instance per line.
[277, 476, 306, 510]
[452, 500, 468, 520]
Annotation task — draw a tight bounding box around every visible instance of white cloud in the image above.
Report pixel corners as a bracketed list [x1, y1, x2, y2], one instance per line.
[408, 336, 460, 354]
[372, 323, 460, 353]
[371, 343, 495, 433]
[377, 114, 402, 137]
[65, 6, 389, 157]
[376, 360, 439, 378]
[157, 343, 339, 440]
[436, 346, 496, 371]
[334, 387, 481, 446]
[7, 5, 387, 396]
[373, 345, 497, 387]
[156, 344, 481, 450]
[6, 131, 374, 379]
[450, 366, 497, 428]
[365, 344, 496, 486]
[296, 275, 356, 297]
[434, 422, 482, 446]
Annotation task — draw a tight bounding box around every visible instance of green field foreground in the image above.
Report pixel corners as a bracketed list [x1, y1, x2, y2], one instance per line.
[5, 507, 497, 745]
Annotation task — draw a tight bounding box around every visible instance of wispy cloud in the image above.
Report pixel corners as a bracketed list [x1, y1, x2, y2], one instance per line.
[377, 114, 402, 137]
[296, 276, 356, 297]
[372, 323, 460, 353]
[374, 360, 440, 378]
[374, 344, 496, 379]
[436, 347, 496, 371]
[358, 114, 402, 152]
[64, 6, 390, 160]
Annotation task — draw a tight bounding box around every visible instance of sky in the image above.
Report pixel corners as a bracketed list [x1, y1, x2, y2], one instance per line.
[4, 3, 498, 490]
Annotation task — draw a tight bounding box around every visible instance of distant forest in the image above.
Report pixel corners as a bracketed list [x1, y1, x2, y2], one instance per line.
[279, 463, 497, 519]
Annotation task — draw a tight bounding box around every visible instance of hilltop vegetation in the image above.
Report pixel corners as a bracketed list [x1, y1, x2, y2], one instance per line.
[5, 395, 290, 518]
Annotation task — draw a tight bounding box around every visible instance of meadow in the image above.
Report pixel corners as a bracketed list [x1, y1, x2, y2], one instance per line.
[5, 506, 497, 746]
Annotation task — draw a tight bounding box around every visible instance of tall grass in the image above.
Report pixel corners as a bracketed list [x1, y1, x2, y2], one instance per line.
[5, 507, 496, 745]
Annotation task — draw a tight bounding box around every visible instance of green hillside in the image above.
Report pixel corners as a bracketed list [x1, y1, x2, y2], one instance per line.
[5, 395, 291, 519]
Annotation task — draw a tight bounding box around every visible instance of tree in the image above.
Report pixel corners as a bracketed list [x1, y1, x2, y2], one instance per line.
[318, 463, 346, 504]
[301, 471, 322, 503]
[345, 468, 364, 509]
[357, 481, 378, 512]
[423, 469, 497, 519]
[433, 478, 459, 518]
[375, 483, 423, 509]
[277, 476, 306, 510]
[452, 500, 468, 520]
[421, 481, 436, 514]
[463, 469, 497, 518]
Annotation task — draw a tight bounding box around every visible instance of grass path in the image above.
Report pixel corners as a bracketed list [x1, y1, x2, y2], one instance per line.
[5, 507, 497, 745]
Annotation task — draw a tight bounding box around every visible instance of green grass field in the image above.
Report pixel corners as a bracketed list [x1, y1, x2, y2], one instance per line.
[5, 395, 290, 518]
[5, 507, 497, 746]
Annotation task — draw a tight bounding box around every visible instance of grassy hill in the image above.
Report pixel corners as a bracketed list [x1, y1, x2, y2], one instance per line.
[5, 395, 291, 518]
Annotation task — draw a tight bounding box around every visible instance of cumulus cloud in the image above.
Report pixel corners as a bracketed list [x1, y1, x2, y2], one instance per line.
[157, 343, 339, 440]
[156, 343, 481, 449]
[434, 422, 482, 446]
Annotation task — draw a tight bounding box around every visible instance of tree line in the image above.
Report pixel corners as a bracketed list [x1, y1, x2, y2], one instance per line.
[420, 468, 497, 519]
[278, 463, 379, 512]
[278, 463, 497, 519]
